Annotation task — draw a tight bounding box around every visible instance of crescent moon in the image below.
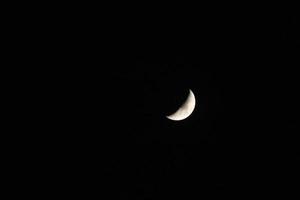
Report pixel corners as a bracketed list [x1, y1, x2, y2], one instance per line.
[166, 89, 196, 121]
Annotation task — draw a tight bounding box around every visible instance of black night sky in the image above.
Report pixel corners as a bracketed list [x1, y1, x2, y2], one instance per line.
[98, 11, 298, 198]
[51, 7, 299, 199]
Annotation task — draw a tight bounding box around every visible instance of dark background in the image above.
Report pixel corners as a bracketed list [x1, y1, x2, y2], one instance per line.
[32, 5, 299, 199]
[74, 8, 300, 199]
[95, 8, 298, 199]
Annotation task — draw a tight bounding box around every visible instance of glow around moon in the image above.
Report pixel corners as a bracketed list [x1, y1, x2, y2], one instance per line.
[166, 89, 196, 121]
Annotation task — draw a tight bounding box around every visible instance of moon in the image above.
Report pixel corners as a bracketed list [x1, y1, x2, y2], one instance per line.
[166, 89, 196, 121]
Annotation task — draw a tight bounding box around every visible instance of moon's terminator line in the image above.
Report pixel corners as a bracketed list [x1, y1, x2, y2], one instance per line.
[166, 89, 196, 121]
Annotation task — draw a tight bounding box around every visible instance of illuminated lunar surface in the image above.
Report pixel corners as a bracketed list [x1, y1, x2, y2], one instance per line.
[166, 89, 196, 121]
